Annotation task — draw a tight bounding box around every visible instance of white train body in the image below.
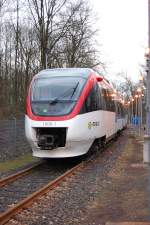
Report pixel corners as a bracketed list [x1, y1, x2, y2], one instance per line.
[25, 68, 127, 158]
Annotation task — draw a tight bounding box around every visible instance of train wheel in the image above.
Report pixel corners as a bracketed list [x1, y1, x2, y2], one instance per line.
[95, 136, 106, 151]
[101, 138, 106, 149]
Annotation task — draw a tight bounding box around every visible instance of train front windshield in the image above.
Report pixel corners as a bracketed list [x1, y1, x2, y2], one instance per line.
[31, 76, 86, 116]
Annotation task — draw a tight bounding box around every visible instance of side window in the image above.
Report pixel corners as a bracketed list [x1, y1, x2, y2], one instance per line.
[101, 88, 108, 110]
[107, 89, 116, 112]
[116, 101, 121, 118]
[101, 88, 115, 112]
[116, 101, 125, 118]
[80, 83, 102, 114]
[98, 85, 106, 110]
[120, 103, 126, 117]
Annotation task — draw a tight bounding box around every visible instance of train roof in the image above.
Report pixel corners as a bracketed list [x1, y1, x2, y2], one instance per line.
[35, 68, 94, 79]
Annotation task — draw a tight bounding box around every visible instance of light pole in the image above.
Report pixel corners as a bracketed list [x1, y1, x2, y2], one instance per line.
[131, 98, 134, 125]
[127, 101, 131, 124]
[137, 88, 142, 133]
[135, 94, 138, 123]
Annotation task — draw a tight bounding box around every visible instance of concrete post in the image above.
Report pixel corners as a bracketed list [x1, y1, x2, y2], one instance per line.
[144, 0, 150, 163]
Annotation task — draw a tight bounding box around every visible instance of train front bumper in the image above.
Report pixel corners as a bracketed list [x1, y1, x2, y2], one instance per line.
[25, 115, 94, 158]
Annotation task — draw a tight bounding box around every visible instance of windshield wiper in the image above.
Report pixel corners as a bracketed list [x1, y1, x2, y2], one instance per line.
[49, 82, 80, 105]
[70, 81, 79, 98]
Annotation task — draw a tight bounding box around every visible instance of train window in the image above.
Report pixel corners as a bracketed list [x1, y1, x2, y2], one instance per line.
[116, 101, 126, 118]
[101, 88, 108, 110]
[116, 101, 121, 118]
[107, 89, 116, 112]
[32, 77, 86, 102]
[80, 83, 102, 114]
[101, 88, 115, 112]
[120, 103, 126, 117]
[98, 85, 106, 110]
[110, 95, 115, 112]
[31, 76, 87, 116]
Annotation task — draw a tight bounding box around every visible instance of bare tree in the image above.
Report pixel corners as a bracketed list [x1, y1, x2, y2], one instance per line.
[59, 0, 101, 68]
[112, 72, 137, 100]
[27, 0, 68, 69]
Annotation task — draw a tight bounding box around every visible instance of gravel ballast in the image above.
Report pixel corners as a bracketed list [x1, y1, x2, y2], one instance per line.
[6, 129, 149, 225]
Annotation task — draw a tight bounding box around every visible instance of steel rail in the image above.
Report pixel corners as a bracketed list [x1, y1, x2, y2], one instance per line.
[0, 161, 83, 225]
[0, 161, 42, 188]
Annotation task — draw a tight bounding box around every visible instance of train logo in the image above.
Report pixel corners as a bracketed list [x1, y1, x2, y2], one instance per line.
[88, 122, 100, 129]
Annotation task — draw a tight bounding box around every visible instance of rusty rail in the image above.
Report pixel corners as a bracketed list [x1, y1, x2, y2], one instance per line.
[0, 161, 83, 225]
[0, 161, 42, 188]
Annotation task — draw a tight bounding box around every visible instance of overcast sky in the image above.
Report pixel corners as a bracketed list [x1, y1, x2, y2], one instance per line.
[90, 0, 148, 81]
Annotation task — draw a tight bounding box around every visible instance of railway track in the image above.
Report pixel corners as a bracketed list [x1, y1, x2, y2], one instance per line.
[0, 158, 85, 225]
[0, 137, 118, 225]
[0, 161, 43, 188]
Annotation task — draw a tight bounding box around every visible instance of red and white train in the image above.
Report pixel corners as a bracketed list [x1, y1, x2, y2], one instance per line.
[25, 68, 127, 158]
